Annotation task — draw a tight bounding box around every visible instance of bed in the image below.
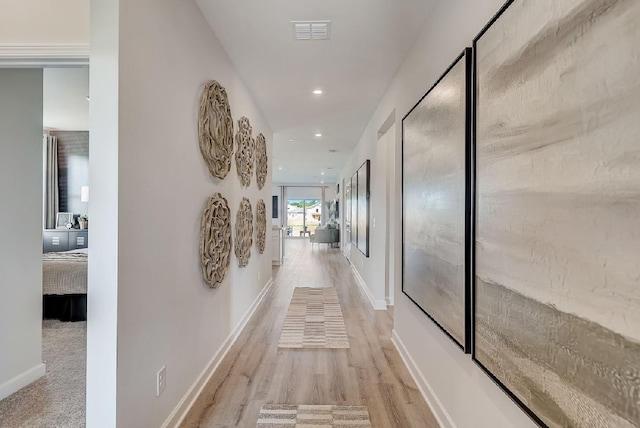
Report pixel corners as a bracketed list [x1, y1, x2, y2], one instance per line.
[42, 248, 87, 321]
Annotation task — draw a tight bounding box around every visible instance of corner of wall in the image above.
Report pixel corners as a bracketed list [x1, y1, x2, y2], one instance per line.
[349, 261, 387, 310]
[0, 363, 46, 402]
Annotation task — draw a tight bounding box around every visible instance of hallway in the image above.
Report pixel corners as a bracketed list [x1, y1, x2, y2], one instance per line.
[181, 239, 438, 427]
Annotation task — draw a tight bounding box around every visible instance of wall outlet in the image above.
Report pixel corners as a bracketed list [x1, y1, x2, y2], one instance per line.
[157, 366, 166, 397]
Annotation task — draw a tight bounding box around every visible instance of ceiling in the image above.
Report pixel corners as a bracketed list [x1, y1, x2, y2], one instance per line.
[196, 0, 436, 185]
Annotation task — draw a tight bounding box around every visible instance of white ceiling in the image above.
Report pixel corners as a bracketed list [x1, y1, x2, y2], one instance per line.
[196, 0, 436, 185]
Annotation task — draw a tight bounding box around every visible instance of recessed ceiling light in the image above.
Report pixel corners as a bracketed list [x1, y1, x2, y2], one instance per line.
[321, 181, 324, 184]
[313, 89, 323, 95]
[289, 139, 293, 142]
[329, 149, 337, 153]
[278, 166, 283, 170]
[315, 133, 322, 137]
[321, 172, 325, 175]
[85, 96, 90, 101]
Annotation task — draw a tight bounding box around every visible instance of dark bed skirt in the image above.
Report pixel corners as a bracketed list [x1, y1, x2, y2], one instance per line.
[43, 294, 87, 322]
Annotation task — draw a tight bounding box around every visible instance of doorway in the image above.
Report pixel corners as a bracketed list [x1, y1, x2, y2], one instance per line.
[377, 119, 397, 307]
[286, 198, 322, 237]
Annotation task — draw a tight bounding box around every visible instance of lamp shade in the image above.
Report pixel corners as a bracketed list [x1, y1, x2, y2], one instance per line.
[81, 186, 89, 202]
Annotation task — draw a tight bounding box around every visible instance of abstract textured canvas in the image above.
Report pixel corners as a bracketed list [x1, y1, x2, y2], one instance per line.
[474, 0, 640, 426]
[402, 50, 470, 350]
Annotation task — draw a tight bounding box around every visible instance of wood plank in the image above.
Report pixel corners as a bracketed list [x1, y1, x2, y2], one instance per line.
[181, 239, 439, 428]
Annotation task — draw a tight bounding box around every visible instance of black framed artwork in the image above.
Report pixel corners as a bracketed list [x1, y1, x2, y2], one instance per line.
[355, 160, 370, 257]
[473, 0, 640, 426]
[402, 48, 472, 352]
[350, 172, 358, 247]
[272, 195, 278, 219]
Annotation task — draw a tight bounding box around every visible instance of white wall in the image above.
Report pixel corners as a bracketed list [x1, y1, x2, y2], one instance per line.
[86, 0, 119, 424]
[88, 0, 273, 426]
[0, 0, 89, 45]
[0, 69, 46, 400]
[339, 0, 538, 426]
[43, 67, 90, 130]
[284, 186, 323, 200]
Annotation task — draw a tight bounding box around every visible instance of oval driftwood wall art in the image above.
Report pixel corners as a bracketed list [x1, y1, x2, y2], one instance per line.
[235, 116, 255, 187]
[199, 192, 232, 288]
[255, 133, 268, 190]
[198, 80, 234, 179]
[235, 197, 253, 267]
[256, 199, 266, 254]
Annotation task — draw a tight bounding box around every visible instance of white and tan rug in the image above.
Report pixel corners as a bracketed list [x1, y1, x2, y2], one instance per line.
[278, 287, 350, 349]
[256, 404, 371, 427]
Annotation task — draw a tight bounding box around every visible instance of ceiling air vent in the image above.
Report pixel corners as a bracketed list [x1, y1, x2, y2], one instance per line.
[292, 21, 331, 41]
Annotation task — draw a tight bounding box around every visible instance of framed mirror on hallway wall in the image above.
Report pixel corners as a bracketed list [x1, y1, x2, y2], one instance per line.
[349, 160, 370, 257]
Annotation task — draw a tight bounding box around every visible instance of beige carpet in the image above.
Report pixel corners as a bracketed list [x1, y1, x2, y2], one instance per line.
[0, 320, 86, 428]
[256, 404, 371, 427]
[278, 287, 349, 349]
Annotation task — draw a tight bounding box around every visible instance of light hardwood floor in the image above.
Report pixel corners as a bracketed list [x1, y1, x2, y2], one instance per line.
[180, 239, 439, 428]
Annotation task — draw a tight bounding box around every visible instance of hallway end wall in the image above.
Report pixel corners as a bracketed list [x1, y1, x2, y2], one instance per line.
[341, 0, 538, 427]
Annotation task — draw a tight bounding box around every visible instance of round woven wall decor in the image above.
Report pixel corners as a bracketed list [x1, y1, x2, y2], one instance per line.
[199, 193, 232, 288]
[255, 133, 268, 190]
[198, 80, 234, 179]
[256, 199, 266, 254]
[235, 116, 255, 187]
[235, 197, 253, 267]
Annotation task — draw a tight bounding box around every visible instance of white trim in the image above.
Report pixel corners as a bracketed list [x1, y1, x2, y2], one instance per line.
[161, 277, 275, 428]
[391, 329, 456, 428]
[0, 363, 46, 401]
[0, 44, 89, 67]
[349, 262, 386, 310]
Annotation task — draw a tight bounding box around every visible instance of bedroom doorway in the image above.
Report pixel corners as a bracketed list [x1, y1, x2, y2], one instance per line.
[0, 66, 90, 427]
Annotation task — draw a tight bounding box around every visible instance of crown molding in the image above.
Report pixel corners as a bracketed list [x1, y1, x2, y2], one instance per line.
[0, 44, 89, 67]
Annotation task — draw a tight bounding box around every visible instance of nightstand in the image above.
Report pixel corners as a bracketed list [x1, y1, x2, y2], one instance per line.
[43, 229, 88, 252]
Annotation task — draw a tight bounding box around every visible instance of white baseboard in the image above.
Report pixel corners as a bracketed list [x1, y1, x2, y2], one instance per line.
[162, 277, 274, 428]
[0, 362, 46, 401]
[349, 262, 386, 311]
[391, 329, 455, 428]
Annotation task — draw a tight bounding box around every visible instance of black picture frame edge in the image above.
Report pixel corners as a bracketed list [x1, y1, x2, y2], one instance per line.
[401, 290, 466, 352]
[472, 0, 518, 45]
[354, 159, 370, 258]
[473, 358, 547, 428]
[402, 49, 468, 123]
[471, 0, 547, 426]
[272, 195, 278, 219]
[400, 47, 472, 353]
[350, 172, 358, 247]
[463, 47, 473, 354]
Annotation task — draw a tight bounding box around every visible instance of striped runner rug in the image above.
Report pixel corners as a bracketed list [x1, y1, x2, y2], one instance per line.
[256, 404, 371, 427]
[278, 287, 350, 349]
